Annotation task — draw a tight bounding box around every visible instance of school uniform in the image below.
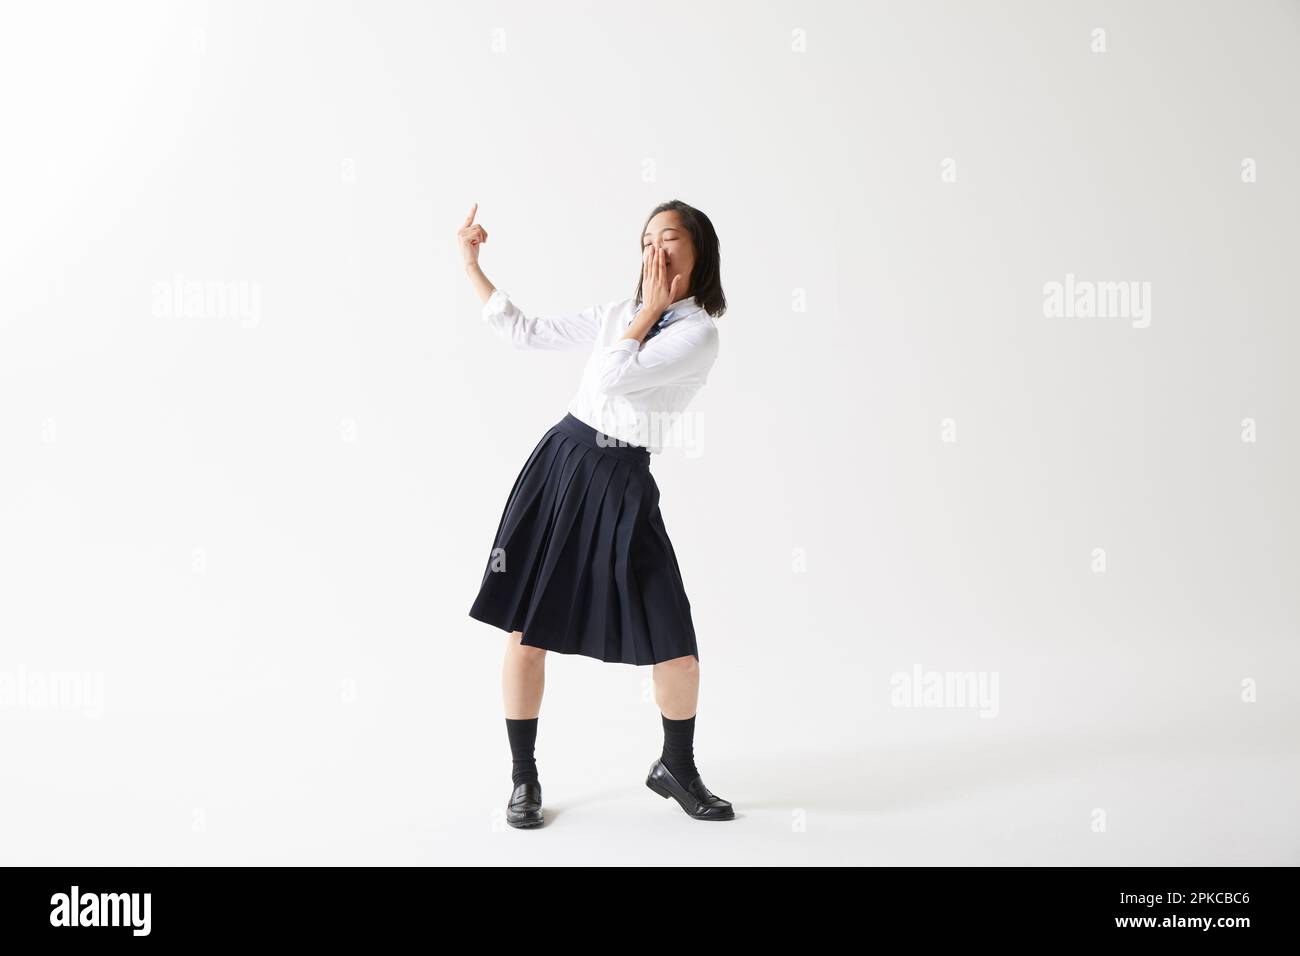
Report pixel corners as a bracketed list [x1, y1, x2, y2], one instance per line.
[467, 288, 720, 665]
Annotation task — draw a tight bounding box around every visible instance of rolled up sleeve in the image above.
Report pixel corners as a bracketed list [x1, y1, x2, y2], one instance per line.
[482, 289, 602, 350]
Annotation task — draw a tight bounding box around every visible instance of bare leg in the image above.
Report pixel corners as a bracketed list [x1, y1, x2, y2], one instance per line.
[652, 653, 700, 719]
[503, 630, 546, 718]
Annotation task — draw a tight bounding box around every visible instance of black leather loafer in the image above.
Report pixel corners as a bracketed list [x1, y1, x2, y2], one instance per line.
[645, 758, 735, 820]
[506, 779, 543, 828]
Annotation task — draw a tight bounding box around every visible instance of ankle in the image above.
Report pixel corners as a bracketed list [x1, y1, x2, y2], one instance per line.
[661, 752, 699, 782]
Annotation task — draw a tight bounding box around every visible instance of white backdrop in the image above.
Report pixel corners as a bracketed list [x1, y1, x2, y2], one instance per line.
[2, 0, 1297, 864]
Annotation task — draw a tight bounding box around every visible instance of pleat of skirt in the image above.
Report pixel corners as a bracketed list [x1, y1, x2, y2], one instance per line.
[468, 412, 700, 665]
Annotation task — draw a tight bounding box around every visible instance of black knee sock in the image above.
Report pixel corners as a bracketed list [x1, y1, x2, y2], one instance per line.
[660, 712, 700, 785]
[505, 716, 539, 786]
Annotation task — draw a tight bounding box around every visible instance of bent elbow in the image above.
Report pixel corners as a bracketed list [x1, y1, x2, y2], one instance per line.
[597, 342, 640, 392]
[598, 375, 633, 396]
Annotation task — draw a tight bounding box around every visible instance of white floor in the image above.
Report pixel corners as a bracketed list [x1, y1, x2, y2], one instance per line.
[7, 698, 1297, 866]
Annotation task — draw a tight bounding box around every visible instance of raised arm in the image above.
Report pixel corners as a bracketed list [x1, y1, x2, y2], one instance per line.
[458, 203, 600, 350]
[481, 289, 602, 350]
[459, 202, 496, 304]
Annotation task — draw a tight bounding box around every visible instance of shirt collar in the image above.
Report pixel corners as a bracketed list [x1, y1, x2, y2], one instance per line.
[666, 294, 703, 318]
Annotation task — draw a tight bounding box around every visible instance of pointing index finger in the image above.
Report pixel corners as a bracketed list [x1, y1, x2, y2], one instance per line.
[463, 203, 478, 227]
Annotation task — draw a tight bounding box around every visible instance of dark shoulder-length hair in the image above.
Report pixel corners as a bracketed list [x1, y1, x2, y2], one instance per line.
[633, 199, 727, 318]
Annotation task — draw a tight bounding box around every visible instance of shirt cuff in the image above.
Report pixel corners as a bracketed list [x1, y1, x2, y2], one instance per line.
[483, 287, 510, 316]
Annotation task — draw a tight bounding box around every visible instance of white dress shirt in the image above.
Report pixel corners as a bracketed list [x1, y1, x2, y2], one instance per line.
[481, 287, 720, 453]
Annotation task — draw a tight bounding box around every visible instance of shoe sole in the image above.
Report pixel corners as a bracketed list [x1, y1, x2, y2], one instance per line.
[646, 777, 735, 820]
[507, 816, 544, 829]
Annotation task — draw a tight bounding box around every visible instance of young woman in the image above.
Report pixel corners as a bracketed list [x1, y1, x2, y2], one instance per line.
[459, 199, 734, 827]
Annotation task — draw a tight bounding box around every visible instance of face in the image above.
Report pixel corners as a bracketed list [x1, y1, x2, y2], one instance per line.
[641, 210, 696, 299]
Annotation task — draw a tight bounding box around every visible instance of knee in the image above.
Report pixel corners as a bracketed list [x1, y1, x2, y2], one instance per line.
[509, 632, 547, 662]
[657, 654, 699, 677]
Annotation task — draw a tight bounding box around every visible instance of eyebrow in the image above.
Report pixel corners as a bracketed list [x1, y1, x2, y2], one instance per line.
[642, 227, 680, 238]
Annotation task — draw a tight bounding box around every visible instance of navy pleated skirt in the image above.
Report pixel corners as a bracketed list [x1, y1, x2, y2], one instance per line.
[468, 412, 700, 665]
